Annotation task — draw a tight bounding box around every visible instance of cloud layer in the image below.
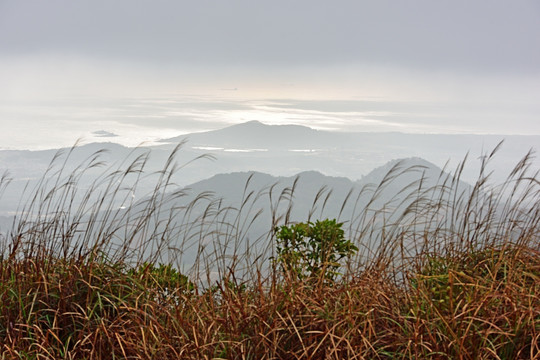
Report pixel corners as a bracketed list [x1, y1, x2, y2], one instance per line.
[2, 1, 539, 73]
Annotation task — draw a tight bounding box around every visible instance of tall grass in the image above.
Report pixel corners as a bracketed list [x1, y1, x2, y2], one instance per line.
[0, 143, 538, 359]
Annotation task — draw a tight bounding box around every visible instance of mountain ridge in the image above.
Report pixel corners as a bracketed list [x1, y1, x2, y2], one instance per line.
[0, 120, 538, 216]
[160, 120, 329, 150]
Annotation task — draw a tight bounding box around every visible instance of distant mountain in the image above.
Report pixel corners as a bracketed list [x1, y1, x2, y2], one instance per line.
[0, 121, 537, 216]
[178, 156, 467, 217]
[0, 153, 511, 273]
[146, 156, 469, 249]
[157, 120, 539, 185]
[0, 121, 536, 274]
[114, 156, 473, 268]
[160, 120, 336, 150]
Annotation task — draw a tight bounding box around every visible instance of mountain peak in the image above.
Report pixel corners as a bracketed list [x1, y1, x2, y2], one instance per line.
[241, 120, 264, 126]
[160, 120, 320, 146]
[228, 120, 312, 131]
[226, 120, 267, 130]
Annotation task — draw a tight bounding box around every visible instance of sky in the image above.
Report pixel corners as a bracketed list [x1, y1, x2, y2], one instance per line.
[1, 0, 540, 149]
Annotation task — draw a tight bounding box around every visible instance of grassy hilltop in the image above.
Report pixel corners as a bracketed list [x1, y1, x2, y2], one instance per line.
[0, 144, 538, 359]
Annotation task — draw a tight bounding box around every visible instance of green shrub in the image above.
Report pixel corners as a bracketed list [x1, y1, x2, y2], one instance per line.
[274, 219, 358, 281]
[128, 262, 194, 302]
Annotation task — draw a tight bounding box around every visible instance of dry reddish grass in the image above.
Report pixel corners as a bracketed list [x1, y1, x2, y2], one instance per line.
[1, 245, 537, 359]
[0, 145, 538, 359]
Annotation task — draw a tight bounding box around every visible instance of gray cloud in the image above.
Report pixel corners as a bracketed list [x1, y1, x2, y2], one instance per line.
[1, 0, 539, 146]
[1, 0, 539, 74]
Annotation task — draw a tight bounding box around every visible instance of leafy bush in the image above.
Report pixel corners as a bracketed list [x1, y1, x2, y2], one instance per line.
[274, 219, 358, 281]
[129, 262, 194, 301]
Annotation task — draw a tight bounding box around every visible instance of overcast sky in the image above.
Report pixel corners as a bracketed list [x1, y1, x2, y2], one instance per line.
[1, 0, 539, 148]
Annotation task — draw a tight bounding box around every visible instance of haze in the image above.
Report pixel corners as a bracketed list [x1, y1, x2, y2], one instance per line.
[1, 0, 540, 149]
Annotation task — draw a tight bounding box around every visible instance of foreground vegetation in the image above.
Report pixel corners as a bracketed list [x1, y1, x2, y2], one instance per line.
[0, 144, 538, 359]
